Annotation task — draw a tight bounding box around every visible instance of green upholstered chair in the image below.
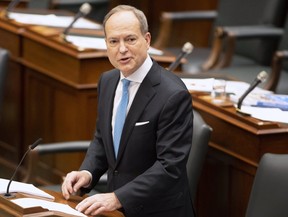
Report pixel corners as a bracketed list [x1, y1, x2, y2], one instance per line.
[245, 153, 288, 217]
[153, 0, 287, 74]
[208, 15, 288, 94]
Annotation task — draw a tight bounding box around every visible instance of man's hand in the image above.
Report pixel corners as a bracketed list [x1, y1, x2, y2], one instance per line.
[76, 192, 122, 216]
[62, 170, 91, 200]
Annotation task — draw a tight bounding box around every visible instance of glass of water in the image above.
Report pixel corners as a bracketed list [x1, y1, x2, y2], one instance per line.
[211, 79, 226, 103]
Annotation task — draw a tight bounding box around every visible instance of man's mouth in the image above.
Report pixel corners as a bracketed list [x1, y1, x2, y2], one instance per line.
[119, 57, 131, 63]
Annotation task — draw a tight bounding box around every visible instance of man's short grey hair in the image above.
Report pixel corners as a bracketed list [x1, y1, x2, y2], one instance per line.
[103, 5, 149, 36]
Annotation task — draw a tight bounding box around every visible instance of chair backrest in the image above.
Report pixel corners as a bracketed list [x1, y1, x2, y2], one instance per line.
[245, 153, 288, 217]
[278, 16, 288, 72]
[0, 48, 9, 115]
[28, 0, 52, 9]
[186, 110, 212, 200]
[24, 141, 90, 185]
[215, 0, 287, 65]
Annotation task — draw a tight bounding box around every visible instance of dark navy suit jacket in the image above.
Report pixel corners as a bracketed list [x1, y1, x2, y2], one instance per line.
[80, 60, 194, 217]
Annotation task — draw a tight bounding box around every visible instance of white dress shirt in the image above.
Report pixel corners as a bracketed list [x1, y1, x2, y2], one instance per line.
[112, 56, 153, 138]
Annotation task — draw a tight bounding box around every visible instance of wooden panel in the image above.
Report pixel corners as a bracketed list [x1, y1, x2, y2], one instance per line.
[21, 34, 111, 86]
[0, 17, 26, 177]
[23, 68, 98, 141]
[0, 58, 24, 178]
[192, 94, 288, 217]
[23, 68, 98, 184]
[0, 17, 26, 62]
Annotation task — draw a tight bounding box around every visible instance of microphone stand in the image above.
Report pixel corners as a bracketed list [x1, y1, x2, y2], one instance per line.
[236, 71, 268, 116]
[168, 42, 193, 72]
[4, 138, 42, 198]
[1, 0, 21, 19]
[61, 3, 92, 42]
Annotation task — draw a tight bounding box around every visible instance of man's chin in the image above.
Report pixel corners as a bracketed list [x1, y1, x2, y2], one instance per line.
[118, 66, 134, 76]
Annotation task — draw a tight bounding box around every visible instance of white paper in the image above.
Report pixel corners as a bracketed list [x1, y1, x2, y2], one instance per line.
[65, 35, 164, 55]
[181, 78, 271, 101]
[66, 35, 107, 50]
[8, 12, 102, 29]
[240, 106, 288, 124]
[147, 47, 164, 56]
[181, 78, 214, 92]
[181, 78, 288, 123]
[11, 198, 87, 217]
[0, 178, 54, 200]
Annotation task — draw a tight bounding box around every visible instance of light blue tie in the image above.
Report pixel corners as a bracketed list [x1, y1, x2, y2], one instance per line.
[114, 79, 130, 157]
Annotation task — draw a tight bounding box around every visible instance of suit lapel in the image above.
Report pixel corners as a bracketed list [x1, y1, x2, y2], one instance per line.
[102, 71, 120, 163]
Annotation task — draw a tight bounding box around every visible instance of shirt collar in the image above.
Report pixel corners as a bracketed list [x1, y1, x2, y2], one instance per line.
[120, 55, 153, 83]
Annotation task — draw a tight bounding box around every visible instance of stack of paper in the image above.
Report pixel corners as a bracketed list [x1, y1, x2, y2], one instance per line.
[12, 198, 87, 217]
[0, 178, 54, 199]
[0, 178, 87, 216]
[8, 12, 102, 29]
[240, 106, 288, 124]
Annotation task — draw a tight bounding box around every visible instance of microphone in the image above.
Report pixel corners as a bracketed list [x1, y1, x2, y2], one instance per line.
[168, 42, 194, 72]
[236, 71, 268, 114]
[2, 0, 21, 19]
[4, 138, 42, 198]
[61, 2, 92, 40]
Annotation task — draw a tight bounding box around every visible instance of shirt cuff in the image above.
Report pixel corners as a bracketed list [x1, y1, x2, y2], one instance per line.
[81, 170, 92, 188]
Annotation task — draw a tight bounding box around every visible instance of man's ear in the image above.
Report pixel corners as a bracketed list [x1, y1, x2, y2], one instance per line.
[145, 32, 151, 46]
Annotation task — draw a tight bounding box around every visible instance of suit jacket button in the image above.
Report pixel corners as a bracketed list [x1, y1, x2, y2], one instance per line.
[113, 170, 119, 176]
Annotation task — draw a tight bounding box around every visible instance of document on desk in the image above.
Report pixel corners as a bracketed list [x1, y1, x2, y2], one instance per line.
[65, 35, 164, 55]
[253, 94, 288, 111]
[181, 78, 271, 97]
[181, 78, 214, 92]
[240, 106, 288, 124]
[0, 178, 54, 200]
[181, 78, 288, 123]
[11, 198, 87, 217]
[8, 12, 102, 29]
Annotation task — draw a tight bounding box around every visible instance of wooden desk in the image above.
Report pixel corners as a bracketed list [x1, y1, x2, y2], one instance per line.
[191, 93, 288, 217]
[0, 189, 124, 217]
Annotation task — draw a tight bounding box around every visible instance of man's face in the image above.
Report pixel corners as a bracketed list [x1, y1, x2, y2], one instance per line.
[105, 11, 151, 77]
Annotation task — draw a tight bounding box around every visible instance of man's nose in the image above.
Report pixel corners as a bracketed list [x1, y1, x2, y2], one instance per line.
[119, 41, 128, 53]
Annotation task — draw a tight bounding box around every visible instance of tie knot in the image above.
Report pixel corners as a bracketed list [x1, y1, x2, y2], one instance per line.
[122, 79, 130, 89]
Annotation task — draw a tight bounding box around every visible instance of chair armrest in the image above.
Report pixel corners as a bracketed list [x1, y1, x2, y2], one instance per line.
[153, 10, 217, 49]
[265, 50, 288, 91]
[213, 25, 283, 69]
[219, 25, 283, 39]
[276, 50, 288, 59]
[23, 141, 90, 184]
[33, 141, 90, 154]
[161, 10, 217, 21]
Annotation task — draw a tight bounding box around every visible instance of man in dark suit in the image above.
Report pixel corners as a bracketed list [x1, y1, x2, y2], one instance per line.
[62, 4, 194, 217]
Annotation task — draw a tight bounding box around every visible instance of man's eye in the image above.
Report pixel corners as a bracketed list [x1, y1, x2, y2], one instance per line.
[109, 40, 118, 46]
[126, 38, 136, 44]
